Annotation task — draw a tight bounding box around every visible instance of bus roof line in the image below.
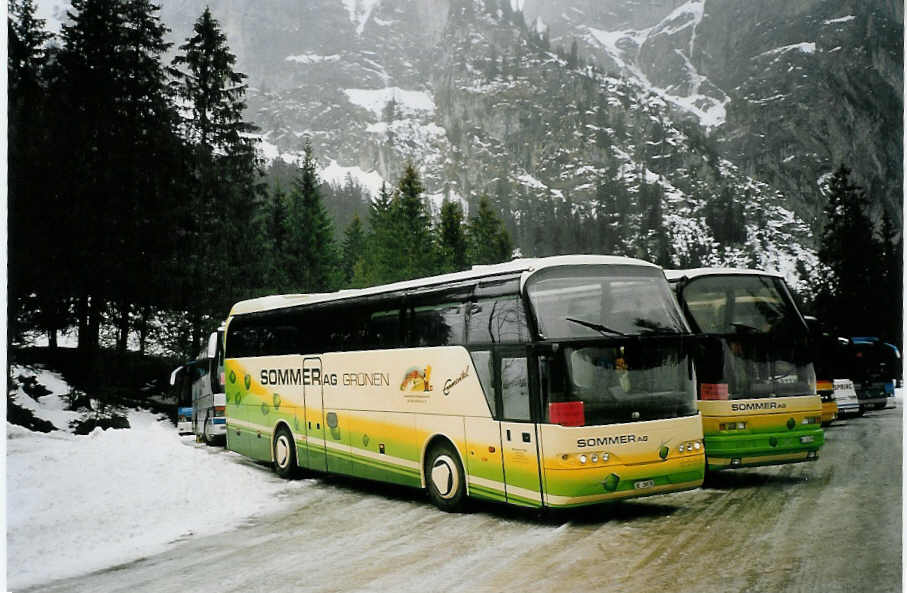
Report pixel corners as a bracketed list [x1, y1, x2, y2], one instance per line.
[230, 255, 657, 317]
[664, 267, 785, 281]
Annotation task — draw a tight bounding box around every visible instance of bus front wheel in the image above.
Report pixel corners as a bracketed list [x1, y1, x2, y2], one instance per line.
[425, 442, 466, 512]
[273, 426, 298, 479]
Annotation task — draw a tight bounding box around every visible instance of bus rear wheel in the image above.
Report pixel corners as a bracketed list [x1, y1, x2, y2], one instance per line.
[273, 426, 298, 479]
[202, 413, 219, 446]
[425, 442, 466, 512]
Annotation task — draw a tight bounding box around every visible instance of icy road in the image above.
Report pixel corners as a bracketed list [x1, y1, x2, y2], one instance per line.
[21, 406, 901, 593]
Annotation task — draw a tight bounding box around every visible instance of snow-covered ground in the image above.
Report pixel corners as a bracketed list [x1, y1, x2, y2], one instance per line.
[7, 366, 309, 591]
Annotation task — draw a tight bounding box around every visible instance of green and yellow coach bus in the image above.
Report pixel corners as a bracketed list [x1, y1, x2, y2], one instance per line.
[665, 268, 824, 471]
[222, 255, 705, 511]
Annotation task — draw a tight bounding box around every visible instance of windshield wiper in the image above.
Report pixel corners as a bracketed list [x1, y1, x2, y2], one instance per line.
[565, 317, 628, 337]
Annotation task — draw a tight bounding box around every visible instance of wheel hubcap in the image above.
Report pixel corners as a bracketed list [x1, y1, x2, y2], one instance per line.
[431, 455, 458, 499]
[276, 436, 290, 468]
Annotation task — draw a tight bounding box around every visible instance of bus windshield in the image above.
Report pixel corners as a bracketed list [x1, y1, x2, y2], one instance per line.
[679, 274, 804, 336]
[540, 338, 698, 426]
[526, 265, 688, 339]
[527, 265, 696, 426]
[679, 274, 815, 399]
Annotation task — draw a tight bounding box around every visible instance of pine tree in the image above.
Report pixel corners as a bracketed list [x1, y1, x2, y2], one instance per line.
[389, 163, 437, 281]
[55, 0, 186, 353]
[8, 0, 58, 346]
[285, 140, 339, 292]
[815, 165, 883, 337]
[260, 184, 290, 291]
[877, 211, 902, 345]
[172, 6, 262, 350]
[438, 200, 469, 273]
[353, 182, 396, 287]
[341, 215, 367, 287]
[468, 195, 513, 265]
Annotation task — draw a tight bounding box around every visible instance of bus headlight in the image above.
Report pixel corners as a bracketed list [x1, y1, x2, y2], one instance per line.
[591, 454, 599, 463]
[579, 454, 587, 464]
[693, 441, 701, 450]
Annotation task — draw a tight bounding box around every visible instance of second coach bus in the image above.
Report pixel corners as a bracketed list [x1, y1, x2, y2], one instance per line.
[665, 268, 824, 470]
[223, 255, 705, 511]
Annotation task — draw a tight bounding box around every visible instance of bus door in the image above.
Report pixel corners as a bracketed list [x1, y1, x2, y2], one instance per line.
[496, 349, 544, 508]
[303, 357, 328, 472]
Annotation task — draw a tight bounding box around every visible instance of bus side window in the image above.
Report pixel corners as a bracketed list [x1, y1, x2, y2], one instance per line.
[470, 350, 497, 417]
[367, 308, 402, 349]
[409, 303, 466, 346]
[467, 296, 528, 344]
[501, 356, 531, 421]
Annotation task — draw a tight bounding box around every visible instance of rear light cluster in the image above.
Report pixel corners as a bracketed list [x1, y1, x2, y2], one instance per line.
[564, 452, 610, 465]
[677, 440, 702, 453]
[549, 401, 584, 427]
[720, 421, 747, 431]
[800, 416, 819, 425]
[214, 406, 226, 417]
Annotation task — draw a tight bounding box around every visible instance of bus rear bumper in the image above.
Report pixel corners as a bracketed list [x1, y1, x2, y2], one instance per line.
[836, 402, 861, 416]
[704, 428, 824, 470]
[541, 454, 706, 508]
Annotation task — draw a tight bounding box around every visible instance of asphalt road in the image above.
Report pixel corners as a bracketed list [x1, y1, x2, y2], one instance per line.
[28, 405, 902, 593]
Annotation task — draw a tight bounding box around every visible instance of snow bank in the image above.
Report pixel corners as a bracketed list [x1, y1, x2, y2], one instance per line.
[7, 371, 310, 590]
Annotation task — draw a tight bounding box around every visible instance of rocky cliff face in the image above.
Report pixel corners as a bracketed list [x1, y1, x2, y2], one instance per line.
[142, 0, 899, 285]
[518, 0, 903, 227]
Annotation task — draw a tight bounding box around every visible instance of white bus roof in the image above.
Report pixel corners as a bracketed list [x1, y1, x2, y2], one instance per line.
[230, 255, 659, 316]
[663, 267, 785, 282]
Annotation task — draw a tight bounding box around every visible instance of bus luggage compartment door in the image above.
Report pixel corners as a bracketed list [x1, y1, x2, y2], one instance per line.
[303, 357, 328, 472]
[501, 421, 543, 507]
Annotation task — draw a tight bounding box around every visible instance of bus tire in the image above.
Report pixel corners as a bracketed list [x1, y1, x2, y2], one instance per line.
[202, 413, 215, 446]
[425, 442, 466, 513]
[273, 426, 298, 479]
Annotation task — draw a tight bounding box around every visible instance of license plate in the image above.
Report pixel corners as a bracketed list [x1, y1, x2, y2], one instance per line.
[634, 479, 655, 490]
[800, 436, 814, 444]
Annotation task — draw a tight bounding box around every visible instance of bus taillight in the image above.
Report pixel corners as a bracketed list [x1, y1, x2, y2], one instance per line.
[214, 406, 226, 417]
[549, 401, 585, 427]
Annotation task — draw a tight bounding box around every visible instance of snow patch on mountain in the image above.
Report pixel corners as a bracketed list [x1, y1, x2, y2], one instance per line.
[344, 87, 435, 119]
[285, 53, 342, 64]
[341, 0, 381, 35]
[584, 5, 728, 130]
[755, 42, 817, 61]
[824, 15, 856, 25]
[320, 160, 385, 198]
[650, 0, 704, 38]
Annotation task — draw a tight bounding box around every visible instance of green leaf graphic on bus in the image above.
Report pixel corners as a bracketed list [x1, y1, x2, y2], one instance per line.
[229, 370, 236, 384]
[260, 402, 269, 415]
[244, 374, 252, 390]
[273, 393, 281, 410]
[234, 391, 243, 404]
[659, 445, 669, 459]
